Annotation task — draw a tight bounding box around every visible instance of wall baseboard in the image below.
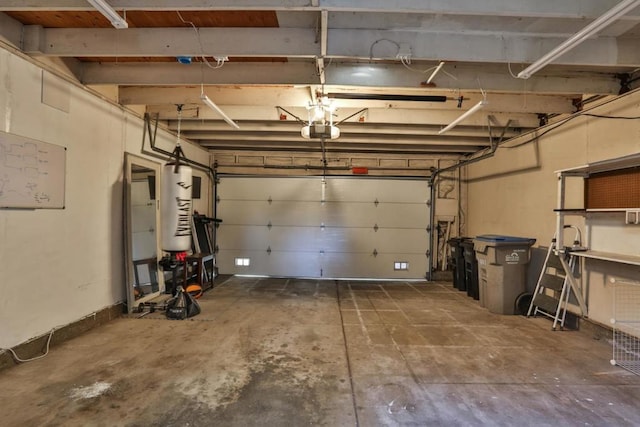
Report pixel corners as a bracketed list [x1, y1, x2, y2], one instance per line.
[0, 303, 123, 372]
[578, 316, 613, 341]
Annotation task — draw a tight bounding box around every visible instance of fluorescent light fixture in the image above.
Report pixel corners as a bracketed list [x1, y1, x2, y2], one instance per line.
[86, 0, 128, 29]
[517, 0, 640, 79]
[426, 61, 445, 84]
[438, 100, 487, 135]
[200, 94, 240, 129]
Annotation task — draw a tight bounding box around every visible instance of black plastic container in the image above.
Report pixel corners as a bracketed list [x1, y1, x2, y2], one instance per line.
[460, 239, 479, 300]
[447, 238, 467, 291]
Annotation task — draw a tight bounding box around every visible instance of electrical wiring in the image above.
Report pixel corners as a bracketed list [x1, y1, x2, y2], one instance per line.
[369, 38, 458, 82]
[368, 38, 400, 59]
[399, 59, 458, 81]
[176, 11, 226, 70]
[582, 113, 640, 120]
[2, 329, 55, 363]
[505, 111, 640, 149]
[507, 62, 522, 79]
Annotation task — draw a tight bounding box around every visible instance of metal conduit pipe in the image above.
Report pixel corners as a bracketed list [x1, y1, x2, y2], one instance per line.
[426, 119, 506, 281]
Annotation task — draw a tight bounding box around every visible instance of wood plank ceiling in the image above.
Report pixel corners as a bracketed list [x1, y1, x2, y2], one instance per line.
[1, 1, 640, 168]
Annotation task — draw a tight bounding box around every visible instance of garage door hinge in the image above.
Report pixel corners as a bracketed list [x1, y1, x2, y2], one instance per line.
[373, 223, 378, 232]
[426, 225, 431, 232]
[425, 250, 431, 257]
[426, 199, 431, 207]
[267, 246, 271, 254]
[267, 221, 272, 230]
[268, 196, 273, 204]
[374, 198, 379, 206]
[373, 249, 378, 257]
[216, 195, 220, 203]
[214, 245, 219, 253]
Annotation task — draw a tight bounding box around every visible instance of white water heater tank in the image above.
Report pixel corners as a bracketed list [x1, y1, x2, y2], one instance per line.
[160, 163, 193, 252]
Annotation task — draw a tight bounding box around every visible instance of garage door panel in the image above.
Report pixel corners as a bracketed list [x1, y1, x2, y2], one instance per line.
[217, 176, 431, 278]
[321, 203, 428, 229]
[218, 200, 326, 226]
[265, 227, 326, 251]
[320, 227, 377, 253]
[321, 253, 427, 279]
[322, 203, 378, 227]
[324, 178, 429, 203]
[372, 229, 429, 253]
[217, 225, 270, 250]
[219, 177, 322, 201]
[217, 201, 269, 225]
[264, 253, 322, 277]
[217, 249, 322, 277]
[373, 204, 429, 228]
[267, 202, 324, 225]
[218, 226, 326, 251]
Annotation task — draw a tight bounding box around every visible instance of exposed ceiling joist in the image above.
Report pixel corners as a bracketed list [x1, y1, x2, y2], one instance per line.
[123, 86, 577, 114]
[0, 11, 22, 46]
[197, 140, 483, 155]
[147, 105, 541, 128]
[2, 0, 639, 20]
[81, 62, 622, 95]
[169, 121, 525, 137]
[183, 131, 491, 145]
[22, 27, 317, 57]
[21, 25, 640, 69]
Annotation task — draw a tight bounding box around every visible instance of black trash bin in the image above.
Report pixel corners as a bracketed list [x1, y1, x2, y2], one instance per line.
[447, 237, 467, 291]
[460, 238, 479, 300]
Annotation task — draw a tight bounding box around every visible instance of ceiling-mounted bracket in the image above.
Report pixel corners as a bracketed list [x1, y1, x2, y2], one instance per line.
[142, 112, 159, 152]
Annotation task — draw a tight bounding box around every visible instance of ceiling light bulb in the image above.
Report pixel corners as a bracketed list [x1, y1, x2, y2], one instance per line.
[312, 105, 325, 122]
[330, 125, 340, 139]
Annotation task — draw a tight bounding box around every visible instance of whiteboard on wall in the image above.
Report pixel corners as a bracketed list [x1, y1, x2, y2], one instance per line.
[0, 130, 66, 209]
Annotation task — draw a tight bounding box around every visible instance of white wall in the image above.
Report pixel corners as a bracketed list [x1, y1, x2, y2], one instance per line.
[466, 91, 640, 326]
[0, 48, 211, 348]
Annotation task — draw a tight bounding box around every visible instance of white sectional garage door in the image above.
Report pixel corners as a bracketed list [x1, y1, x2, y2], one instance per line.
[216, 176, 430, 279]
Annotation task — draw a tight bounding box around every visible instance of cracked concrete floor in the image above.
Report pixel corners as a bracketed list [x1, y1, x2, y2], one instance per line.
[1, 276, 640, 426]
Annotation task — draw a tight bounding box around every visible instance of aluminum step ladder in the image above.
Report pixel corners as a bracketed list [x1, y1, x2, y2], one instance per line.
[527, 226, 583, 330]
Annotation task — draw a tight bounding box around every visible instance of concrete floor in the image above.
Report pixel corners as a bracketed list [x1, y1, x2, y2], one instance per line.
[2, 276, 640, 426]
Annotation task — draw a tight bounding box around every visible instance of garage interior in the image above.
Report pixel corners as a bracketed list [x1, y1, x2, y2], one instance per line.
[1, 1, 640, 426]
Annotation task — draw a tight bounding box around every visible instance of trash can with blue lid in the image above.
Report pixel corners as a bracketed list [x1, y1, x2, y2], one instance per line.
[473, 235, 536, 314]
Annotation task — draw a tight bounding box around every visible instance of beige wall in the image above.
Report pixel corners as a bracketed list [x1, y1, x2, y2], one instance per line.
[466, 91, 640, 326]
[0, 48, 210, 348]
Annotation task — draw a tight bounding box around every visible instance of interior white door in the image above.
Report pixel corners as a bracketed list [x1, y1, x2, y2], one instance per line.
[216, 176, 430, 279]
